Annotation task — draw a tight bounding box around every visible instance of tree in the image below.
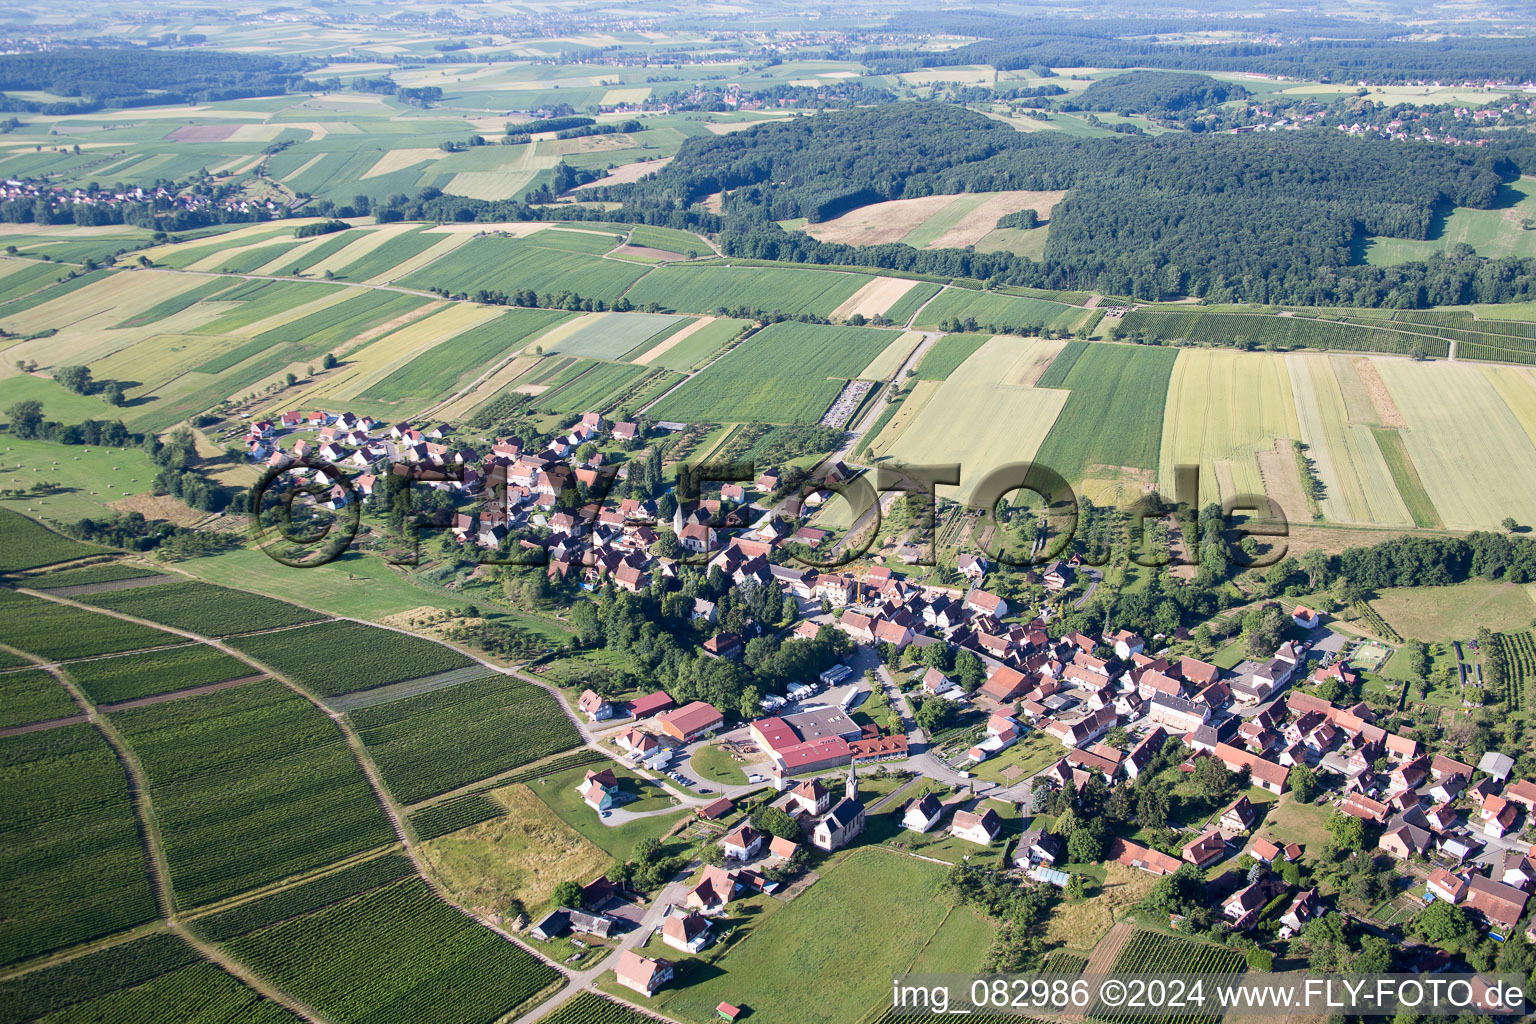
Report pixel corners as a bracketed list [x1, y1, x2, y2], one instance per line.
[1289, 762, 1319, 803]
[750, 804, 802, 842]
[321, 353, 338, 370]
[5, 399, 44, 439]
[284, 372, 298, 387]
[1301, 548, 1330, 590]
[1066, 825, 1105, 863]
[102, 381, 125, 406]
[1193, 756, 1236, 801]
[1504, 517, 1519, 534]
[954, 649, 985, 692]
[551, 880, 583, 909]
[1326, 809, 1367, 851]
[55, 364, 93, 394]
[1241, 603, 1286, 657]
[1412, 900, 1475, 947]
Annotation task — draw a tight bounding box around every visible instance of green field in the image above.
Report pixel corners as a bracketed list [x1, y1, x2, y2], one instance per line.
[650, 321, 897, 424]
[229, 620, 476, 698]
[67, 644, 257, 705]
[24, 561, 162, 589]
[1370, 426, 1443, 529]
[650, 849, 985, 1024]
[356, 306, 573, 405]
[541, 311, 690, 359]
[113, 680, 394, 908]
[883, 281, 945, 325]
[0, 508, 105, 571]
[350, 674, 580, 803]
[1033, 342, 1180, 488]
[27, 959, 302, 1024]
[622, 264, 868, 317]
[77, 579, 325, 637]
[1362, 177, 1536, 265]
[1115, 309, 1452, 358]
[0, 589, 180, 661]
[222, 877, 561, 1024]
[914, 287, 1088, 332]
[0, 931, 205, 1023]
[0, 724, 158, 967]
[914, 333, 991, 380]
[332, 229, 445, 282]
[191, 853, 416, 944]
[535, 361, 651, 415]
[640, 316, 749, 371]
[628, 224, 712, 254]
[398, 236, 648, 302]
[0, 668, 77, 728]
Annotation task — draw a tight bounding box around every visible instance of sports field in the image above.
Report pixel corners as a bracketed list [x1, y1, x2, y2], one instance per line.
[882, 335, 1069, 506]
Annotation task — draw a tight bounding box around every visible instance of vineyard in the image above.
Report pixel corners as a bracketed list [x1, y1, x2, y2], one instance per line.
[78, 580, 325, 638]
[0, 932, 199, 1024]
[113, 680, 395, 908]
[535, 993, 654, 1024]
[222, 877, 561, 1024]
[31, 960, 302, 1024]
[492, 749, 612, 789]
[1088, 930, 1246, 1024]
[71, 644, 256, 705]
[0, 508, 105, 572]
[1043, 950, 1089, 976]
[0, 724, 158, 967]
[230, 620, 475, 698]
[350, 674, 580, 803]
[0, 589, 180, 661]
[24, 562, 162, 589]
[1351, 601, 1403, 643]
[409, 795, 505, 841]
[0, 668, 78, 730]
[1114, 310, 1451, 357]
[1495, 631, 1535, 711]
[190, 853, 415, 943]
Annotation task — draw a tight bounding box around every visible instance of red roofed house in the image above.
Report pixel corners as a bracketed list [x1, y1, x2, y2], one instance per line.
[1505, 779, 1536, 812]
[721, 823, 764, 861]
[615, 950, 673, 996]
[1427, 867, 1469, 904]
[1340, 792, 1390, 824]
[577, 768, 620, 811]
[627, 691, 676, 719]
[659, 701, 725, 743]
[964, 589, 1007, 618]
[981, 667, 1030, 703]
[1183, 829, 1227, 868]
[1466, 875, 1530, 935]
[1109, 837, 1181, 876]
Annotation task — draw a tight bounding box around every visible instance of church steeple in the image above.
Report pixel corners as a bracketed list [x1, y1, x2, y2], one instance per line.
[845, 764, 858, 803]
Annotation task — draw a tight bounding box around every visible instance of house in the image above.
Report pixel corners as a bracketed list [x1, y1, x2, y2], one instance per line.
[1425, 803, 1459, 833]
[1380, 822, 1431, 860]
[1501, 851, 1536, 891]
[768, 835, 798, 861]
[1480, 751, 1516, 783]
[662, 910, 712, 953]
[789, 778, 831, 817]
[812, 769, 866, 852]
[1224, 883, 1267, 928]
[1428, 867, 1470, 904]
[1182, 829, 1227, 868]
[721, 824, 765, 861]
[1249, 837, 1281, 864]
[1440, 835, 1479, 864]
[697, 797, 733, 821]
[616, 728, 660, 759]
[578, 688, 619, 722]
[1016, 828, 1064, 866]
[1293, 606, 1320, 630]
[577, 768, 620, 811]
[1124, 728, 1167, 781]
[658, 701, 724, 743]
[1507, 780, 1536, 812]
[902, 792, 944, 833]
[1279, 889, 1320, 936]
[950, 808, 1003, 845]
[1340, 792, 1390, 824]
[1211, 743, 1290, 795]
[1431, 753, 1476, 782]
[1147, 692, 1210, 734]
[702, 632, 744, 660]
[1108, 837, 1182, 876]
[957, 553, 988, 581]
[963, 589, 1007, 619]
[1111, 630, 1144, 660]
[922, 669, 955, 696]
[1220, 795, 1258, 833]
[1430, 774, 1468, 806]
[686, 865, 739, 913]
[691, 599, 717, 624]
[569, 908, 619, 938]
[1466, 875, 1530, 935]
[981, 666, 1030, 703]
[615, 950, 674, 996]
[628, 691, 676, 720]
[1480, 795, 1519, 838]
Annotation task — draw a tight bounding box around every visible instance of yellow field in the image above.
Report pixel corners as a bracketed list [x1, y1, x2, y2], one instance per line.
[305, 223, 420, 278]
[856, 330, 924, 381]
[361, 148, 447, 179]
[443, 170, 542, 200]
[803, 190, 1064, 249]
[278, 302, 505, 409]
[600, 87, 651, 105]
[1286, 352, 1411, 526]
[1158, 349, 1301, 513]
[831, 277, 920, 321]
[364, 233, 471, 284]
[0, 271, 214, 366]
[866, 379, 941, 460]
[638, 314, 714, 366]
[883, 335, 1069, 506]
[1375, 359, 1536, 530]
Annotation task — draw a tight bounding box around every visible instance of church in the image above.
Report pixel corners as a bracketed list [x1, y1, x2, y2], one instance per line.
[811, 766, 866, 852]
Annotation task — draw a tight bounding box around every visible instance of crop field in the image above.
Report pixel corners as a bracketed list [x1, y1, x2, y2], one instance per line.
[1373, 359, 1536, 530]
[628, 225, 710, 254]
[67, 644, 257, 705]
[536, 361, 652, 415]
[77, 579, 325, 637]
[1033, 342, 1179, 496]
[537, 993, 654, 1024]
[0, 668, 77, 729]
[398, 236, 648, 302]
[228, 620, 476, 698]
[1158, 349, 1302, 513]
[22, 562, 160, 589]
[350, 674, 580, 803]
[1286, 353, 1413, 525]
[622, 264, 868, 317]
[355, 307, 573, 409]
[223, 877, 561, 1024]
[113, 680, 395, 908]
[653, 850, 972, 1024]
[0, 931, 205, 1023]
[914, 287, 1089, 333]
[1115, 309, 1452, 358]
[1370, 426, 1443, 529]
[1362, 177, 1536, 264]
[0, 590, 180, 661]
[0, 509, 104, 571]
[329, 228, 445, 282]
[857, 330, 925, 380]
[884, 336, 1070, 506]
[409, 794, 505, 841]
[802, 190, 1065, 249]
[638, 316, 748, 371]
[0, 724, 157, 967]
[537, 311, 691, 359]
[26, 959, 303, 1024]
[191, 853, 416, 944]
[884, 281, 946, 325]
[831, 277, 924, 321]
[915, 333, 991, 380]
[649, 321, 898, 424]
[1090, 930, 1245, 1024]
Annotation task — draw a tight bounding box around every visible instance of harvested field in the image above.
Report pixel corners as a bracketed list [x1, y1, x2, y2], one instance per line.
[572, 155, 673, 190]
[361, 148, 446, 179]
[167, 125, 238, 142]
[857, 331, 925, 381]
[1353, 357, 1406, 428]
[803, 194, 956, 246]
[866, 379, 941, 459]
[804, 190, 1066, 249]
[831, 277, 921, 321]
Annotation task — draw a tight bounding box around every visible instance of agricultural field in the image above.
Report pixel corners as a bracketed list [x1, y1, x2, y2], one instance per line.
[228, 619, 476, 698]
[222, 877, 561, 1024]
[537, 993, 655, 1024]
[66, 644, 258, 705]
[1114, 309, 1451, 358]
[397, 235, 646, 302]
[23, 959, 303, 1024]
[76, 579, 325, 637]
[648, 849, 982, 1024]
[914, 333, 992, 381]
[1157, 349, 1302, 515]
[349, 673, 580, 803]
[0, 724, 158, 967]
[0, 589, 181, 661]
[21, 561, 162, 589]
[914, 287, 1090, 333]
[0, 508, 105, 571]
[1091, 930, 1245, 1024]
[535, 311, 691, 359]
[409, 794, 505, 841]
[883, 335, 1069, 507]
[535, 361, 652, 415]
[112, 680, 395, 908]
[857, 330, 925, 380]
[636, 316, 748, 371]
[191, 853, 416, 944]
[649, 321, 899, 424]
[421, 783, 613, 915]
[0, 668, 78, 728]
[801, 190, 1064, 249]
[1032, 342, 1179, 502]
[1361, 177, 1536, 265]
[622, 264, 868, 317]
[0, 931, 205, 1023]
[1371, 582, 1536, 641]
[628, 225, 712, 254]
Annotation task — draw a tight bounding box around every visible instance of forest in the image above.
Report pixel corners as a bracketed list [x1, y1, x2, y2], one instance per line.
[607, 103, 1533, 306]
[0, 49, 312, 112]
[865, 12, 1536, 84]
[1072, 70, 1250, 117]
